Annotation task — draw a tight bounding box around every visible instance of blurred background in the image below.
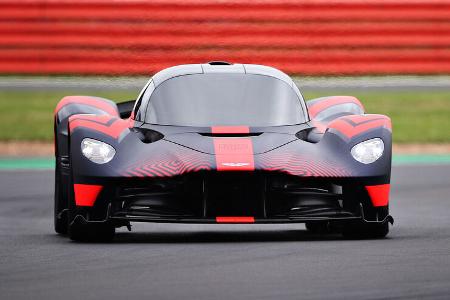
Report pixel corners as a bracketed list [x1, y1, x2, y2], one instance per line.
[0, 0, 449, 159]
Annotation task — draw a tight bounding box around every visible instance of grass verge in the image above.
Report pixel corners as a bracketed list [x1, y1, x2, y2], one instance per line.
[0, 89, 449, 143]
[0, 90, 136, 141]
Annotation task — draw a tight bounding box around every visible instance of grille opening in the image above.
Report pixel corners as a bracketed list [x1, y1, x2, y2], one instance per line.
[116, 178, 203, 218]
[266, 178, 346, 217]
[204, 174, 265, 217]
[112, 174, 351, 220]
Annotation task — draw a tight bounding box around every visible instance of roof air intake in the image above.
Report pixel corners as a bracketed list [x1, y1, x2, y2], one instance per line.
[207, 61, 232, 65]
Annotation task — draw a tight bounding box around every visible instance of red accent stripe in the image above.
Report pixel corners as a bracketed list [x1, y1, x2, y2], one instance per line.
[70, 114, 113, 125]
[69, 115, 128, 139]
[73, 184, 103, 207]
[366, 184, 390, 207]
[212, 126, 254, 171]
[55, 96, 118, 116]
[329, 115, 391, 139]
[216, 216, 255, 223]
[211, 126, 250, 134]
[308, 96, 363, 118]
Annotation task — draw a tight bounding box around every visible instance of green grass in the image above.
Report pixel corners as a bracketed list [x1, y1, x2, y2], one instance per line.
[0, 89, 449, 143]
[0, 90, 137, 141]
[303, 90, 450, 143]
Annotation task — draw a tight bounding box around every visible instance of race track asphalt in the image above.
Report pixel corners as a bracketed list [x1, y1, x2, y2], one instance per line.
[1, 164, 450, 300]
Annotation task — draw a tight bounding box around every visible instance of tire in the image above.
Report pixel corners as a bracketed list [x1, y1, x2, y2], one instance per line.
[341, 185, 390, 239]
[342, 219, 389, 239]
[305, 221, 331, 234]
[66, 158, 115, 242]
[54, 163, 68, 234]
[69, 223, 115, 242]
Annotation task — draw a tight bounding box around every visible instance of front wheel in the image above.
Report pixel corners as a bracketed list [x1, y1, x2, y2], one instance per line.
[69, 222, 115, 242]
[341, 185, 391, 239]
[54, 164, 68, 234]
[342, 205, 390, 239]
[66, 157, 115, 242]
[342, 221, 389, 239]
[305, 221, 332, 234]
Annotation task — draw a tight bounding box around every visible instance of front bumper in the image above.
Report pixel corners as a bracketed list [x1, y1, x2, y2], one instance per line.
[70, 171, 393, 227]
[71, 202, 393, 227]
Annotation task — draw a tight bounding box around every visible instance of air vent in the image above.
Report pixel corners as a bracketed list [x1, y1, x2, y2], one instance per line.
[295, 128, 321, 143]
[132, 128, 164, 144]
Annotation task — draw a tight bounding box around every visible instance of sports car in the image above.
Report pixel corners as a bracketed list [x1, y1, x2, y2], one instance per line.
[54, 62, 393, 241]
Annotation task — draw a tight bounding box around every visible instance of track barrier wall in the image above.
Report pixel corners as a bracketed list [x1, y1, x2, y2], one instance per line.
[0, 0, 449, 75]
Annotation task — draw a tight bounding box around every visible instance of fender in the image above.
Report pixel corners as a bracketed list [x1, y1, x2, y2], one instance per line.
[326, 114, 392, 142]
[305, 96, 366, 140]
[307, 96, 364, 121]
[54, 96, 119, 156]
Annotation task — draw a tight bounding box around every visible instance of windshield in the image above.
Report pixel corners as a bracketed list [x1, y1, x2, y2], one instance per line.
[144, 73, 306, 126]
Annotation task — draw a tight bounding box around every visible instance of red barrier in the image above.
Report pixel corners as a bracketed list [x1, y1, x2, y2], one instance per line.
[2, 48, 449, 64]
[1, 8, 449, 22]
[4, 22, 450, 36]
[0, 0, 449, 75]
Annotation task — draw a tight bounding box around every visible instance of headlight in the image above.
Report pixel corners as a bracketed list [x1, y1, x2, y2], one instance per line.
[351, 138, 384, 164]
[81, 138, 116, 164]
